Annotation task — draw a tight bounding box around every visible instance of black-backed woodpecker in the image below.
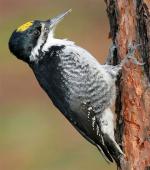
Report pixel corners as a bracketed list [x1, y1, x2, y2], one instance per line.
[9, 9, 139, 165]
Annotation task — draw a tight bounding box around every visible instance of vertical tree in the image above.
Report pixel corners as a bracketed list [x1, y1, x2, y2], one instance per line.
[104, 0, 150, 169]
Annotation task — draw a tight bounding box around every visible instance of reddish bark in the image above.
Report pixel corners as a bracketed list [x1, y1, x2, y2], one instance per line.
[105, 0, 150, 169]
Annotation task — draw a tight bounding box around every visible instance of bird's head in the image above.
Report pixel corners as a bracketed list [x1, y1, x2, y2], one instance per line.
[9, 9, 71, 63]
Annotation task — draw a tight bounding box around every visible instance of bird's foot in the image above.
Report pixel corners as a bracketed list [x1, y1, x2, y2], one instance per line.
[119, 43, 145, 68]
[126, 43, 145, 65]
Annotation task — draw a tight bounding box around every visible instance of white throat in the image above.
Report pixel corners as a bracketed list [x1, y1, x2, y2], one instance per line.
[42, 30, 74, 52]
[29, 29, 74, 62]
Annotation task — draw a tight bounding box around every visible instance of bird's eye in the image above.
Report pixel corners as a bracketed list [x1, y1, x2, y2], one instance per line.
[34, 30, 40, 36]
[44, 27, 49, 32]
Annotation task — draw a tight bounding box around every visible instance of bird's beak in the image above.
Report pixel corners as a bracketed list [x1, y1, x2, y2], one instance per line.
[46, 9, 72, 29]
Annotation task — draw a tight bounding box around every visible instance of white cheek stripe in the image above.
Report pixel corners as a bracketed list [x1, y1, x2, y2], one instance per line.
[29, 27, 75, 62]
[29, 24, 45, 62]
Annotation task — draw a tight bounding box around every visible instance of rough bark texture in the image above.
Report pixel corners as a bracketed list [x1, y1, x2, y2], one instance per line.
[105, 0, 150, 170]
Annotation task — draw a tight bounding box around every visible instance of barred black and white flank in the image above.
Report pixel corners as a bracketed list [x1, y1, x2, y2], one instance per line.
[8, 10, 129, 165]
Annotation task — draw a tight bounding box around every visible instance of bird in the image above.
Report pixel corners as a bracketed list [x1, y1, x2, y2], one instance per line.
[9, 9, 139, 165]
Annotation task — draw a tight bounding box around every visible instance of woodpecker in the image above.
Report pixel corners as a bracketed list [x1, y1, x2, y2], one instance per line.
[9, 9, 140, 165]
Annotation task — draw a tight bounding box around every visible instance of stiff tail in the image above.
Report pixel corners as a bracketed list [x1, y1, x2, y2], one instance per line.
[96, 133, 124, 166]
[102, 133, 124, 166]
[96, 137, 113, 163]
[95, 108, 124, 166]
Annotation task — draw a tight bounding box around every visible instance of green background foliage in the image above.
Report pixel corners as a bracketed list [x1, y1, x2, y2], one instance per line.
[0, 0, 115, 169]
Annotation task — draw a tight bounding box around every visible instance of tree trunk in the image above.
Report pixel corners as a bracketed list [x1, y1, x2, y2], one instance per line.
[104, 0, 150, 170]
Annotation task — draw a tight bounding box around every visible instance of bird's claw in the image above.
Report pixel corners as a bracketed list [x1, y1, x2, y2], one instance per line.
[126, 43, 144, 66]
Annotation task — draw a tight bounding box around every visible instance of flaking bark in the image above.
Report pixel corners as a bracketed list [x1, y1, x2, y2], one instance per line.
[105, 0, 150, 170]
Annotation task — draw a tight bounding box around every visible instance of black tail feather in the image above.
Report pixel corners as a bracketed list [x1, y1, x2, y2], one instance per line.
[96, 144, 113, 163]
[102, 133, 123, 166]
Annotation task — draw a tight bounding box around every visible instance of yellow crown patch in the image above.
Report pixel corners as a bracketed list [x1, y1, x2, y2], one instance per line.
[17, 21, 33, 32]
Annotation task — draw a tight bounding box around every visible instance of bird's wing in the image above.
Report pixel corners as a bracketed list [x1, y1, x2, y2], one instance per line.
[69, 112, 114, 163]
[58, 45, 116, 162]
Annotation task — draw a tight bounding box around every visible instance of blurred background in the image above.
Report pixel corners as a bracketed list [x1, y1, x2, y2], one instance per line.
[0, 0, 116, 169]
